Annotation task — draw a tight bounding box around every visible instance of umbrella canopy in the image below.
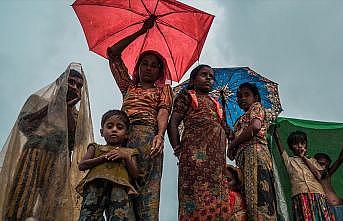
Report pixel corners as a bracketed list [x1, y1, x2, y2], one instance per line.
[72, 0, 214, 82]
[173, 67, 283, 127]
[269, 117, 343, 219]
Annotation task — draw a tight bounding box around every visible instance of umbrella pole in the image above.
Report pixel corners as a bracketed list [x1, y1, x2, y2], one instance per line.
[220, 90, 228, 124]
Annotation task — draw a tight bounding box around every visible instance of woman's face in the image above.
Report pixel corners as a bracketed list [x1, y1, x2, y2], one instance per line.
[138, 54, 161, 84]
[66, 75, 83, 106]
[237, 86, 258, 111]
[192, 66, 214, 93]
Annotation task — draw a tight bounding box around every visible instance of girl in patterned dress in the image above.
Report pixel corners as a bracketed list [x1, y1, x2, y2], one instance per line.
[107, 16, 173, 220]
[168, 65, 232, 220]
[227, 82, 277, 220]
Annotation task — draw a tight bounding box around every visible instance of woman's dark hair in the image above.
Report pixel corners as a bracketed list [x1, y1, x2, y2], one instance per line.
[101, 110, 130, 130]
[314, 153, 332, 166]
[287, 130, 307, 150]
[133, 50, 165, 85]
[187, 64, 212, 90]
[238, 82, 261, 102]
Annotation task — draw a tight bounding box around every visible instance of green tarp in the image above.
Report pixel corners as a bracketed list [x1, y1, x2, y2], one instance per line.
[269, 117, 343, 220]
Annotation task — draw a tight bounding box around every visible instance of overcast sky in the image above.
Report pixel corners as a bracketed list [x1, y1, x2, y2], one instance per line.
[1, 0, 343, 219]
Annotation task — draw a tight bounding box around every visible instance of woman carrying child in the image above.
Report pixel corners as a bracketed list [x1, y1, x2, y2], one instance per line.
[107, 16, 173, 220]
[168, 65, 232, 220]
[77, 110, 138, 220]
[227, 82, 277, 220]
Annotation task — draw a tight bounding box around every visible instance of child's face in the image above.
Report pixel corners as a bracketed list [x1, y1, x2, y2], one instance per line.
[237, 86, 258, 111]
[139, 54, 161, 84]
[100, 115, 128, 146]
[224, 168, 238, 187]
[316, 157, 330, 170]
[291, 142, 307, 156]
[192, 67, 214, 93]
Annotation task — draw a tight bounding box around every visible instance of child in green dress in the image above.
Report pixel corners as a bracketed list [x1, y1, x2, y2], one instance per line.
[77, 110, 138, 221]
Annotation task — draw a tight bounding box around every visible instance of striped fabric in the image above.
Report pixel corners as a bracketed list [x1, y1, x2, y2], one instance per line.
[6, 147, 58, 220]
[292, 193, 334, 221]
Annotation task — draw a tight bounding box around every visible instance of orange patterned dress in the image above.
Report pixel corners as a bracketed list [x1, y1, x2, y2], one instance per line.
[109, 54, 173, 220]
[173, 90, 232, 220]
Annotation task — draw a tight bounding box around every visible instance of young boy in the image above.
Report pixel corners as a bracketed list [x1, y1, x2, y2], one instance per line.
[273, 129, 333, 221]
[314, 149, 343, 220]
[77, 110, 138, 221]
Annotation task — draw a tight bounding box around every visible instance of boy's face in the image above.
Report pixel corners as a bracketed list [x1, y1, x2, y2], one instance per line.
[291, 142, 307, 156]
[224, 168, 238, 187]
[316, 157, 330, 170]
[100, 115, 128, 146]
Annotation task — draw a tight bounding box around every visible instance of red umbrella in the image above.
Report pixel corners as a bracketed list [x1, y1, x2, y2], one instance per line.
[72, 0, 214, 82]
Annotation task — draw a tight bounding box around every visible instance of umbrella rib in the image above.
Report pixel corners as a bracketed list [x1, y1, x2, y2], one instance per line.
[90, 20, 144, 51]
[157, 20, 199, 42]
[140, 0, 151, 15]
[159, 10, 213, 18]
[74, 3, 147, 17]
[155, 23, 179, 81]
[227, 102, 235, 126]
[153, 0, 160, 14]
[138, 28, 150, 56]
[226, 72, 234, 91]
[218, 73, 235, 126]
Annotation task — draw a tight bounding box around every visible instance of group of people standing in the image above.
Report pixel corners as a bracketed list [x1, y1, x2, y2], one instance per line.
[0, 15, 342, 221]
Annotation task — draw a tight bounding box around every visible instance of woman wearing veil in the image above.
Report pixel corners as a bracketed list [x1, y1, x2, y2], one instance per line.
[0, 63, 94, 221]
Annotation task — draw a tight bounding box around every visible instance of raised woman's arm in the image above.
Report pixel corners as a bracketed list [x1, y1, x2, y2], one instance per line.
[107, 16, 156, 57]
[107, 16, 156, 93]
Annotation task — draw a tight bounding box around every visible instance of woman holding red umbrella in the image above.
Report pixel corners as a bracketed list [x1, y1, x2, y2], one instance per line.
[107, 16, 173, 220]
